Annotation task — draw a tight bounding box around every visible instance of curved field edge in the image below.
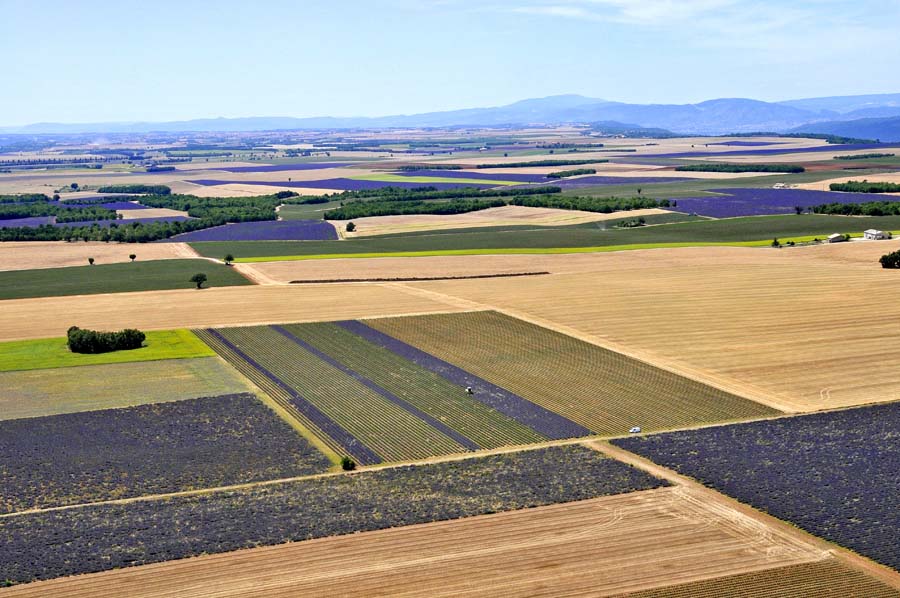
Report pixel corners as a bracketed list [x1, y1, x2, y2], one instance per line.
[0, 445, 666, 585]
[0, 329, 214, 372]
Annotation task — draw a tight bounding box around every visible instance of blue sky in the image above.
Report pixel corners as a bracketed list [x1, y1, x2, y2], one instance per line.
[1, 0, 898, 125]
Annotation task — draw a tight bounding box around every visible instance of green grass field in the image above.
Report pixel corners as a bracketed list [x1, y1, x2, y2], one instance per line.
[191, 214, 900, 261]
[0, 357, 251, 420]
[278, 200, 344, 220]
[0, 329, 214, 372]
[0, 259, 252, 300]
[366, 311, 779, 436]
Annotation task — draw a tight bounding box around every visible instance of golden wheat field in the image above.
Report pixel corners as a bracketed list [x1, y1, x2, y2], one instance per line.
[0, 241, 198, 271]
[1, 486, 831, 598]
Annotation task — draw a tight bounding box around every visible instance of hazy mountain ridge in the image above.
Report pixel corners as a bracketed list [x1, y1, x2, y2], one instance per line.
[4, 93, 900, 136]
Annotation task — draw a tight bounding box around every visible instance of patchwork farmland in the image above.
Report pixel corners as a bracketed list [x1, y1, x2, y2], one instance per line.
[2, 128, 900, 596]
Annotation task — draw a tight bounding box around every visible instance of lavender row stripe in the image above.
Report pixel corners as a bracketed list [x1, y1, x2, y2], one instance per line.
[271, 326, 480, 451]
[336, 320, 590, 440]
[205, 329, 381, 465]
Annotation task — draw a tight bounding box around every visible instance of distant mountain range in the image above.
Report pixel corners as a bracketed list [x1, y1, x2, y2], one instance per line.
[4, 93, 900, 139]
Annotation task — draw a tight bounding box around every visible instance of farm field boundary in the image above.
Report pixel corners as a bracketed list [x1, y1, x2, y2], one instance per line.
[1, 486, 844, 598]
[287, 271, 551, 284]
[0, 329, 213, 372]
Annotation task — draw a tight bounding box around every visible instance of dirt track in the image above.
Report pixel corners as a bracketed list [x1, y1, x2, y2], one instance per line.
[1, 486, 828, 598]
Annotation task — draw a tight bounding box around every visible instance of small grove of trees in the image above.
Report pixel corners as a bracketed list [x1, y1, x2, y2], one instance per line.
[67, 326, 146, 354]
[345, 222, 356, 232]
[830, 181, 900, 194]
[324, 198, 505, 220]
[96, 184, 172, 195]
[190, 273, 208, 289]
[546, 168, 597, 179]
[675, 163, 805, 173]
[880, 250, 900, 268]
[341, 456, 357, 471]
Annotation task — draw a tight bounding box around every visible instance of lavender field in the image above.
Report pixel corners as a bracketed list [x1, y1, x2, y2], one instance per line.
[189, 178, 492, 191]
[0, 216, 55, 228]
[0, 393, 330, 514]
[166, 219, 337, 241]
[669, 187, 893, 217]
[614, 401, 900, 572]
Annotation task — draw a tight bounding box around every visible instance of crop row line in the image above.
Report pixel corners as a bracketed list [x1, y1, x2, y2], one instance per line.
[271, 325, 480, 451]
[200, 329, 382, 465]
[337, 319, 591, 439]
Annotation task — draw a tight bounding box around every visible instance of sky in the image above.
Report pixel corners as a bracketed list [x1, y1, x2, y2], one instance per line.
[1, 0, 899, 125]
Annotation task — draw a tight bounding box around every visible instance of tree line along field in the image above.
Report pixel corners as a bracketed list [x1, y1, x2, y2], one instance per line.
[0, 259, 251, 300]
[188, 214, 900, 260]
[614, 401, 900, 573]
[0, 445, 666, 585]
[196, 312, 777, 464]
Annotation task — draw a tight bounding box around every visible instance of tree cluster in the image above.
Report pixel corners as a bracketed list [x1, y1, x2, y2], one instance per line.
[510, 195, 669, 213]
[96, 184, 172, 195]
[476, 159, 605, 169]
[833, 153, 895, 160]
[546, 168, 597, 179]
[324, 198, 505, 220]
[829, 181, 900, 193]
[67, 326, 146, 354]
[812, 201, 900, 216]
[675, 163, 805, 173]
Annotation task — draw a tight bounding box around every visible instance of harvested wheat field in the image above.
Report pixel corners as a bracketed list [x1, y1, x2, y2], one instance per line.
[0, 284, 464, 341]
[337, 205, 670, 237]
[2, 486, 831, 598]
[172, 181, 338, 197]
[797, 171, 900, 192]
[117, 207, 188, 219]
[0, 241, 197, 271]
[235, 252, 647, 283]
[402, 243, 900, 411]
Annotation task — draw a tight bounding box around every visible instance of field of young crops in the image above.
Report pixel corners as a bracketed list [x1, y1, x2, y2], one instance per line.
[366, 311, 778, 435]
[0, 445, 666, 585]
[0, 259, 250, 300]
[0, 357, 250, 420]
[614, 401, 900, 572]
[0, 393, 331, 514]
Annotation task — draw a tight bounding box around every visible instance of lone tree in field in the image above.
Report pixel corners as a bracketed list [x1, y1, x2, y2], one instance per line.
[88, 257, 95, 265]
[794, 206, 803, 215]
[223, 254, 234, 265]
[346, 222, 356, 232]
[129, 254, 136, 262]
[771, 238, 781, 248]
[190, 273, 208, 289]
[341, 456, 357, 471]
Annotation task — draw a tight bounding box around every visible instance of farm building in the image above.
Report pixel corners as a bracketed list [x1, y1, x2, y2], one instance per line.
[864, 229, 891, 240]
[827, 233, 846, 243]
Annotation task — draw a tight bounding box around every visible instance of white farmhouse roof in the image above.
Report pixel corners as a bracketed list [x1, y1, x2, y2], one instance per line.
[865, 229, 882, 235]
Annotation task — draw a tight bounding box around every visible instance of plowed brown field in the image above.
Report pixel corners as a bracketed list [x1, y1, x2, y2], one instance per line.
[1, 486, 829, 598]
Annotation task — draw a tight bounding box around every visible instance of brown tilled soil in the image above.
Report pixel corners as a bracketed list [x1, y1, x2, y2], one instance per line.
[0, 486, 828, 598]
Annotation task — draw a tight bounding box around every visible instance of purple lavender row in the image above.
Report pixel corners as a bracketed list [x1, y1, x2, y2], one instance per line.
[205, 329, 381, 465]
[271, 325, 480, 451]
[0, 216, 55, 228]
[165, 220, 337, 242]
[188, 178, 493, 191]
[336, 320, 590, 440]
[669, 187, 895, 218]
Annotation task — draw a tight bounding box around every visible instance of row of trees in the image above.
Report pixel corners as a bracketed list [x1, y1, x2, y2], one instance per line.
[0, 203, 117, 222]
[675, 163, 805, 173]
[812, 201, 900, 216]
[96, 184, 172, 195]
[833, 153, 895, 160]
[324, 198, 505, 220]
[510, 195, 670, 213]
[830, 181, 900, 193]
[546, 168, 597, 179]
[0, 194, 50, 204]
